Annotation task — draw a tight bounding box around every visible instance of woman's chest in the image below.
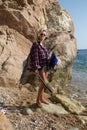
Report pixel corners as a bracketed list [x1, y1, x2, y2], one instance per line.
[38, 45, 47, 58]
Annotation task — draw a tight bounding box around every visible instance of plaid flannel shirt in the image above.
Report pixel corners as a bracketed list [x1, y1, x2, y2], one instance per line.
[29, 41, 49, 70]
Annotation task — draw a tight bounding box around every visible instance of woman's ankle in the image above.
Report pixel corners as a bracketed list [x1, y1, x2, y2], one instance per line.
[36, 101, 42, 107]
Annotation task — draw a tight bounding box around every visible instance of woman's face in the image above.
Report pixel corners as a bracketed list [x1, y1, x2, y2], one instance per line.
[39, 31, 46, 41]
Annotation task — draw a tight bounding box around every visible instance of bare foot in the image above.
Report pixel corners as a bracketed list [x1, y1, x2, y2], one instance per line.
[41, 99, 49, 104]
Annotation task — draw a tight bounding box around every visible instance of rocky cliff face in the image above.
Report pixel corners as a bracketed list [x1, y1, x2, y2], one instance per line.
[0, 0, 77, 89]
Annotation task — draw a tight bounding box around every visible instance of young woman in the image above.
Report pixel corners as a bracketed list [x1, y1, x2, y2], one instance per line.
[29, 29, 49, 107]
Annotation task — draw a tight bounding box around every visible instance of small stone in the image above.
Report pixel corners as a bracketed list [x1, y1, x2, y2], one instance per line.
[20, 108, 33, 115]
[68, 127, 79, 130]
[26, 108, 33, 115]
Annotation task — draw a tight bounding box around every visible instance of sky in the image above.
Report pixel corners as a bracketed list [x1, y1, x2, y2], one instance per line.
[58, 0, 87, 49]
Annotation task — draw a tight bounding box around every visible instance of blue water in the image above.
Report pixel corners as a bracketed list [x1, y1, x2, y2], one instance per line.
[72, 49, 87, 88]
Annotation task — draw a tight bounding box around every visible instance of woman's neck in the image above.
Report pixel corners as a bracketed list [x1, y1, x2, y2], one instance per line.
[40, 41, 44, 46]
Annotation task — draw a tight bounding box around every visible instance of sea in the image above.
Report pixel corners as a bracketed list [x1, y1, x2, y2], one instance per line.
[71, 49, 87, 89]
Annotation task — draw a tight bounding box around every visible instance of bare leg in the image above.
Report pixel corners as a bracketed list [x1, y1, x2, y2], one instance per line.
[36, 69, 49, 107]
[36, 84, 44, 107]
[40, 70, 49, 104]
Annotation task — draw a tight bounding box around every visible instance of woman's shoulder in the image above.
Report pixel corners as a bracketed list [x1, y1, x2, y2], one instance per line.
[33, 41, 40, 46]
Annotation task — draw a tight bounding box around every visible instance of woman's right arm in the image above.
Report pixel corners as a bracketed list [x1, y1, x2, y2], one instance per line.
[30, 43, 41, 71]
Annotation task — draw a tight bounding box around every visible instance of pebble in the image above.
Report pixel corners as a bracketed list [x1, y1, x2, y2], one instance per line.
[20, 108, 33, 115]
[25, 108, 33, 115]
[68, 127, 79, 130]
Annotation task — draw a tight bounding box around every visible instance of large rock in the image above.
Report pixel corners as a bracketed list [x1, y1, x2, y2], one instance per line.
[52, 94, 85, 114]
[23, 103, 68, 115]
[0, 0, 77, 88]
[0, 26, 31, 87]
[46, 30, 77, 89]
[40, 103, 68, 115]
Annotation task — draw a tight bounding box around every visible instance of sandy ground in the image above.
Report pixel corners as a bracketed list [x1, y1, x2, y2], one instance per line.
[0, 85, 87, 130]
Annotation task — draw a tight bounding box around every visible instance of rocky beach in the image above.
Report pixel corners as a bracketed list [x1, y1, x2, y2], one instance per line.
[0, 84, 87, 130]
[0, 0, 87, 130]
